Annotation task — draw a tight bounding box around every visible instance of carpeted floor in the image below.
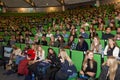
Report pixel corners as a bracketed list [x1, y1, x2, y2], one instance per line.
[0, 66, 24, 80]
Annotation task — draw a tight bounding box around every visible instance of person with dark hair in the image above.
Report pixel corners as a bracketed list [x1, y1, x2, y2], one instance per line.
[54, 35, 65, 48]
[64, 35, 76, 50]
[80, 28, 89, 39]
[76, 36, 88, 51]
[102, 27, 114, 40]
[70, 29, 77, 38]
[54, 30, 61, 38]
[45, 48, 61, 80]
[40, 36, 48, 46]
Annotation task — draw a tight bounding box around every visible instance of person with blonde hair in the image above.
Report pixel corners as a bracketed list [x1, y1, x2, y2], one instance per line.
[99, 56, 120, 80]
[91, 36, 103, 54]
[79, 50, 97, 80]
[34, 45, 45, 61]
[55, 49, 77, 80]
[104, 37, 120, 58]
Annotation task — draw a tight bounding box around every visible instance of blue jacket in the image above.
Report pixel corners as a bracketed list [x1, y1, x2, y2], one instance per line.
[60, 60, 77, 76]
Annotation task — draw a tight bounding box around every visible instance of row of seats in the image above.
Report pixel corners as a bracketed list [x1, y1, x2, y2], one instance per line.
[0, 42, 106, 80]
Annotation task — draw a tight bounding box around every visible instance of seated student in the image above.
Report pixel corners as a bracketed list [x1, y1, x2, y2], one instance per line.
[80, 28, 89, 39]
[104, 37, 120, 58]
[70, 29, 77, 38]
[45, 48, 61, 80]
[34, 45, 45, 61]
[17, 49, 36, 79]
[33, 35, 40, 44]
[102, 27, 114, 40]
[91, 36, 103, 54]
[46, 30, 53, 38]
[54, 35, 66, 48]
[7, 45, 22, 65]
[55, 49, 77, 80]
[114, 33, 120, 40]
[49, 35, 56, 47]
[62, 29, 69, 38]
[64, 35, 76, 50]
[79, 50, 97, 80]
[99, 56, 120, 80]
[89, 28, 98, 39]
[40, 36, 48, 46]
[76, 36, 88, 51]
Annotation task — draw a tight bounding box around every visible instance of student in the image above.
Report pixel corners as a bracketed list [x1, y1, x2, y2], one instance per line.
[91, 36, 103, 54]
[34, 45, 45, 61]
[76, 36, 88, 51]
[45, 48, 61, 80]
[102, 27, 114, 40]
[104, 37, 120, 58]
[65, 35, 76, 50]
[99, 56, 120, 80]
[55, 49, 77, 80]
[54, 35, 66, 48]
[79, 50, 97, 80]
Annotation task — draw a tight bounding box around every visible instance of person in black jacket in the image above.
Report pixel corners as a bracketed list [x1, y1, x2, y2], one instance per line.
[102, 27, 114, 40]
[46, 48, 61, 80]
[79, 50, 97, 79]
[99, 56, 120, 80]
[76, 36, 88, 51]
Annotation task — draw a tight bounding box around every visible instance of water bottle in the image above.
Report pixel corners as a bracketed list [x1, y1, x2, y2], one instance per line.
[101, 48, 104, 58]
[31, 74, 35, 80]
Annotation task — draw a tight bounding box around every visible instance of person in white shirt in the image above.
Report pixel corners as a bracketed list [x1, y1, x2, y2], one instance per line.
[104, 37, 120, 58]
[46, 30, 53, 38]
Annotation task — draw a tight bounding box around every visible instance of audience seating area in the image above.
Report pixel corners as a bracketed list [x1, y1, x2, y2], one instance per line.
[0, 3, 120, 80]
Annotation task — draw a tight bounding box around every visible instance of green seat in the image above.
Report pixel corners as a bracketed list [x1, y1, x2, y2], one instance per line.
[46, 37, 50, 44]
[94, 53, 101, 79]
[96, 31, 102, 39]
[31, 27, 37, 35]
[100, 39, 105, 48]
[0, 55, 2, 59]
[50, 46, 59, 55]
[116, 40, 120, 47]
[20, 43, 26, 50]
[4, 36, 10, 42]
[74, 38, 78, 44]
[71, 50, 84, 72]
[111, 30, 116, 35]
[42, 46, 49, 58]
[84, 39, 91, 49]
[0, 32, 4, 35]
[15, 43, 21, 48]
[86, 31, 90, 37]
[104, 55, 108, 62]
[64, 38, 68, 42]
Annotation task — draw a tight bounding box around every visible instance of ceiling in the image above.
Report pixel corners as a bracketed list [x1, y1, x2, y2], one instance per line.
[0, 0, 93, 8]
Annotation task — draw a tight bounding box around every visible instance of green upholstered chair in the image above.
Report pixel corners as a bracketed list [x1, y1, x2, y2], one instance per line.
[100, 39, 105, 48]
[116, 40, 120, 47]
[96, 31, 102, 39]
[42, 46, 49, 58]
[94, 53, 102, 79]
[71, 50, 84, 72]
[20, 43, 26, 50]
[84, 39, 91, 50]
